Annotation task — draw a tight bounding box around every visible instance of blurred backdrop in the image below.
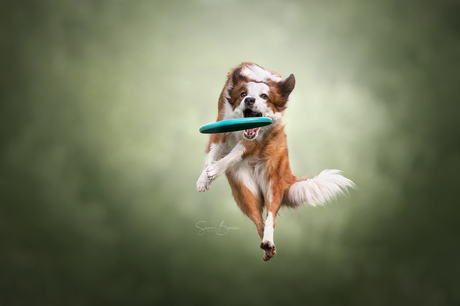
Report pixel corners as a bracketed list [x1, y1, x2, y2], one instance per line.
[1, 0, 460, 305]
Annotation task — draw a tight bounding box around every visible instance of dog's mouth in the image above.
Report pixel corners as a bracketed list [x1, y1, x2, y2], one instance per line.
[243, 109, 262, 140]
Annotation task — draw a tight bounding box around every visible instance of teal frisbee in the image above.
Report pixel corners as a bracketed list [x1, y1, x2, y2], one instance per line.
[199, 117, 273, 134]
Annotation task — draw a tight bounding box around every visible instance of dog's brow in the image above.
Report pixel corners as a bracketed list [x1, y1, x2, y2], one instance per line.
[247, 82, 269, 95]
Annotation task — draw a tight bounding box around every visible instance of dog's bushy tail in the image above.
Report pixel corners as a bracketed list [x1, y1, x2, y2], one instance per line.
[283, 169, 355, 207]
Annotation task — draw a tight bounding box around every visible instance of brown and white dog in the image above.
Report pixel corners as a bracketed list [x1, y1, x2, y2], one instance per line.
[197, 62, 354, 261]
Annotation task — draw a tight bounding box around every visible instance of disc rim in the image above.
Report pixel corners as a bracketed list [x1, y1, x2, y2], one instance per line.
[199, 117, 273, 134]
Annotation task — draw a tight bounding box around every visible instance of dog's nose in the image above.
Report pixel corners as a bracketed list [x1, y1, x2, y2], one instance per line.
[244, 97, 255, 107]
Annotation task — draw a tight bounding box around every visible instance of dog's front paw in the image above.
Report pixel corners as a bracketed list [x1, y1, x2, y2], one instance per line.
[260, 241, 276, 261]
[206, 162, 224, 180]
[196, 170, 212, 192]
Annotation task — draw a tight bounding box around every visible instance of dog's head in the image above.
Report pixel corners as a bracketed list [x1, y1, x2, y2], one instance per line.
[224, 64, 295, 140]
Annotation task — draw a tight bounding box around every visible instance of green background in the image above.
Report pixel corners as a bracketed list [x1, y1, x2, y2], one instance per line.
[1, 0, 460, 305]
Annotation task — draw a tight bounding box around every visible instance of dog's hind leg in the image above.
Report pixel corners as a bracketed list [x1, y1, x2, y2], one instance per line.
[247, 207, 264, 240]
[260, 181, 284, 261]
[226, 173, 264, 239]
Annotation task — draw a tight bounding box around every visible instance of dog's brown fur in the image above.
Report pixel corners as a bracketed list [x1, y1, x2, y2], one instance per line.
[197, 63, 354, 261]
[201, 63, 301, 260]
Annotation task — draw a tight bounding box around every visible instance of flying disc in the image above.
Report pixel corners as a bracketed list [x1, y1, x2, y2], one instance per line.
[199, 117, 273, 134]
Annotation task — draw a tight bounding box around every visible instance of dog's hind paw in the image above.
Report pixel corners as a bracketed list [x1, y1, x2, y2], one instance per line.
[260, 241, 276, 261]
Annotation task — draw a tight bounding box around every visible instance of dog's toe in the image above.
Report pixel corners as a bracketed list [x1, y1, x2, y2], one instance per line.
[260, 241, 276, 261]
[196, 176, 211, 192]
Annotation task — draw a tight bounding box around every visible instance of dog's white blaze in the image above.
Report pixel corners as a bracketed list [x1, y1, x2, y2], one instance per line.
[242, 64, 281, 82]
[245, 82, 282, 125]
[246, 82, 270, 111]
[288, 169, 355, 207]
[262, 212, 275, 244]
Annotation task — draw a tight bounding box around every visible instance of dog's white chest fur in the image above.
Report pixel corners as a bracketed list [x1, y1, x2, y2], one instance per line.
[221, 134, 270, 201]
[229, 156, 271, 201]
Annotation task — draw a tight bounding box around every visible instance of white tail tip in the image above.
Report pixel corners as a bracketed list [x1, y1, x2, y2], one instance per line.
[287, 169, 355, 207]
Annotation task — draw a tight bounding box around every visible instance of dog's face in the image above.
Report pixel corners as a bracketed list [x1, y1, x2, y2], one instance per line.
[224, 66, 296, 140]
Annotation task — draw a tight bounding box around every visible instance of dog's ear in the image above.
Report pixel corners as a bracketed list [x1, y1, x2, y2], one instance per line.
[231, 66, 244, 86]
[278, 74, 295, 98]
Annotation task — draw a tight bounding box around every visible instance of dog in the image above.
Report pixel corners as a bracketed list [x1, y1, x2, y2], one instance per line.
[196, 62, 354, 261]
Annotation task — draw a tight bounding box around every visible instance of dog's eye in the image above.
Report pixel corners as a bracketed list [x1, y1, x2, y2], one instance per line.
[241, 92, 247, 97]
[260, 94, 268, 100]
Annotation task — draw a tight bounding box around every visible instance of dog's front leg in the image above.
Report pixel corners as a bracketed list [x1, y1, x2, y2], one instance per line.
[207, 141, 246, 181]
[197, 143, 223, 192]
